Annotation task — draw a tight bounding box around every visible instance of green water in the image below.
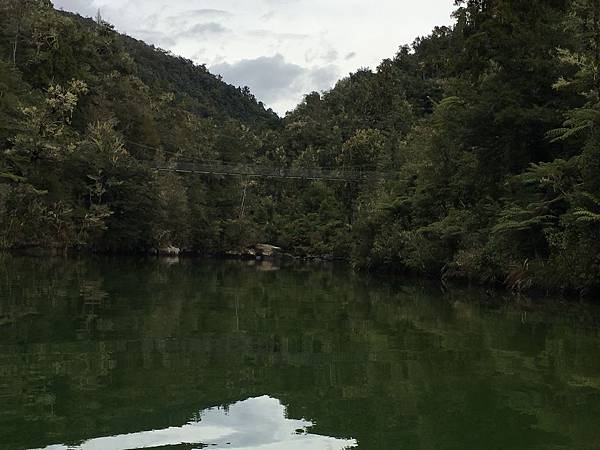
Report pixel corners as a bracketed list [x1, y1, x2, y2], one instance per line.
[1, 256, 600, 450]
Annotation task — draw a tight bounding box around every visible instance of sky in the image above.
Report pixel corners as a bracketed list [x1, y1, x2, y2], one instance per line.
[53, 0, 457, 115]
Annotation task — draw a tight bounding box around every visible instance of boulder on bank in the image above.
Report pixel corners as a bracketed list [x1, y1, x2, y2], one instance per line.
[157, 246, 181, 256]
[253, 244, 282, 257]
[231, 244, 283, 260]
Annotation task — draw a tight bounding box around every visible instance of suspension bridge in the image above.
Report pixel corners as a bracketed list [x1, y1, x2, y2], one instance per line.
[153, 160, 396, 182]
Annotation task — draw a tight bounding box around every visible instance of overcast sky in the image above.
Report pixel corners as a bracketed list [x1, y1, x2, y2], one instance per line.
[53, 0, 456, 115]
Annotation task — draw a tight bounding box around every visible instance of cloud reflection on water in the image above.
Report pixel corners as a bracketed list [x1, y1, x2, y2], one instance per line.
[32, 396, 357, 450]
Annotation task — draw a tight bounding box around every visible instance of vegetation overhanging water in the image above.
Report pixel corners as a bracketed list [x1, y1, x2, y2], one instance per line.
[2, 1, 600, 295]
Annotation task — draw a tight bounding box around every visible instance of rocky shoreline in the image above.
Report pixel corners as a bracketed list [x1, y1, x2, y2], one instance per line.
[147, 243, 345, 264]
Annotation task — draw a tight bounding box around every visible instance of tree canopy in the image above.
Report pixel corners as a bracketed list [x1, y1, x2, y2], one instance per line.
[1, 0, 600, 294]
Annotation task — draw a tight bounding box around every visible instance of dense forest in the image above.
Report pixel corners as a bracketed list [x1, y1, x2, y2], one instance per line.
[1, 0, 600, 294]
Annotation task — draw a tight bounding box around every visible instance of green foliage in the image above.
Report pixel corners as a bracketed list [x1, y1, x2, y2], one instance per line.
[0, 2, 273, 254]
[273, 0, 599, 293]
[2, 0, 600, 294]
[338, 129, 387, 171]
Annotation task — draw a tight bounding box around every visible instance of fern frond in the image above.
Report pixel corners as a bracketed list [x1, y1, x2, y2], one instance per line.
[0, 172, 26, 183]
[573, 208, 600, 223]
[547, 108, 600, 142]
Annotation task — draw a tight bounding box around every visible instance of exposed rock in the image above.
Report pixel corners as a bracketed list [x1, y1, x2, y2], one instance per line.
[158, 246, 181, 256]
[254, 244, 282, 257]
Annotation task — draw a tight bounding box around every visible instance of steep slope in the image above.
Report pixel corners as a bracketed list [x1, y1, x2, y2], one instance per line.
[118, 32, 279, 126]
[2, 0, 599, 294]
[249, 0, 600, 294]
[0, 0, 277, 253]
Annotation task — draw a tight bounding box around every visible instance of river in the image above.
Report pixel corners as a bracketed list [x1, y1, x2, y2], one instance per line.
[1, 255, 599, 450]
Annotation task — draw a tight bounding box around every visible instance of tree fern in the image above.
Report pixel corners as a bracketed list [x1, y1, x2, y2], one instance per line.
[492, 205, 556, 235]
[547, 108, 600, 142]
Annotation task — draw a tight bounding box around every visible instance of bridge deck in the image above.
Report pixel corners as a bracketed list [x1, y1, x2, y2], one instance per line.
[153, 161, 395, 182]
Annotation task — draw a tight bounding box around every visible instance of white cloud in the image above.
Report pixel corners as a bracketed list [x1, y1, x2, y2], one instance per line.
[211, 54, 304, 106]
[211, 54, 339, 114]
[53, 0, 457, 115]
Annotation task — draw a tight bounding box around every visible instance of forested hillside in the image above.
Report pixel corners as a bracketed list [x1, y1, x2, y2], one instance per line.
[1, 0, 600, 294]
[0, 0, 278, 254]
[259, 0, 600, 294]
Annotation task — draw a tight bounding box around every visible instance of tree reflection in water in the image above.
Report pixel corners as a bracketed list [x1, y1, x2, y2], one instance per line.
[1, 256, 600, 450]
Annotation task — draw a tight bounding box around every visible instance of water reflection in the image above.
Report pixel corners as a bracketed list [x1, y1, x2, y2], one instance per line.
[1, 256, 600, 450]
[33, 396, 357, 450]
